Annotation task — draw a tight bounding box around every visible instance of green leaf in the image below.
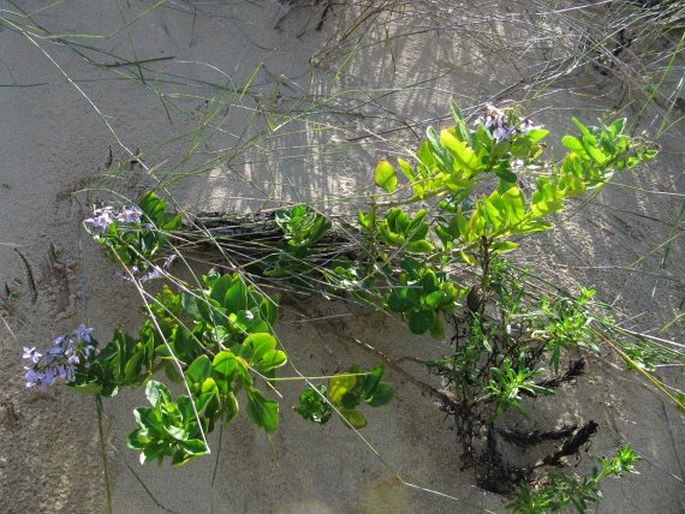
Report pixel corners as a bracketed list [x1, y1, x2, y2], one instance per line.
[163, 424, 188, 441]
[240, 332, 276, 359]
[245, 388, 279, 433]
[196, 377, 220, 414]
[502, 187, 525, 223]
[360, 365, 383, 395]
[123, 348, 144, 383]
[181, 292, 203, 321]
[439, 129, 478, 173]
[460, 250, 477, 266]
[429, 316, 445, 339]
[490, 240, 519, 254]
[224, 279, 248, 313]
[396, 158, 415, 181]
[405, 240, 435, 254]
[295, 386, 332, 425]
[408, 310, 435, 334]
[67, 381, 103, 395]
[524, 128, 549, 144]
[387, 287, 418, 313]
[185, 355, 211, 388]
[340, 391, 359, 409]
[341, 409, 367, 429]
[240, 333, 287, 374]
[223, 391, 239, 424]
[329, 373, 357, 405]
[209, 274, 233, 305]
[374, 160, 398, 194]
[212, 351, 237, 380]
[145, 380, 172, 406]
[561, 135, 587, 155]
[368, 383, 394, 407]
[450, 100, 473, 145]
[178, 438, 208, 456]
[258, 296, 279, 327]
[425, 290, 447, 308]
[571, 118, 597, 145]
[358, 210, 374, 231]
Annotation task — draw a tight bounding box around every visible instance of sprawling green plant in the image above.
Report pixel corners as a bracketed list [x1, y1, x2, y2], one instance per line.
[240, 102, 669, 507]
[23, 103, 680, 513]
[23, 192, 392, 466]
[508, 445, 641, 514]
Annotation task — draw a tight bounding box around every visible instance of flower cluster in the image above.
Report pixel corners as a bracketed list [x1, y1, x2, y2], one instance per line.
[480, 105, 534, 143]
[115, 253, 177, 284]
[84, 205, 145, 234]
[22, 324, 97, 389]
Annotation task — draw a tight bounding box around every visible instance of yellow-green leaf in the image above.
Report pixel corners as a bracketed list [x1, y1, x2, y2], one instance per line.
[374, 160, 398, 194]
[439, 129, 479, 174]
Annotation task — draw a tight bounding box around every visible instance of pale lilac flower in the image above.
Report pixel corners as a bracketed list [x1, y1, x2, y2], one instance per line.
[73, 324, 94, 344]
[84, 207, 114, 232]
[116, 206, 143, 225]
[518, 118, 533, 133]
[141, 267, 163, 283]
[162, 253, 177, 269]
[51, 336, 66, 348]
[493, 125, 513, 142]
[22, 347, 42, 364]
[23, 368, 41, 388]
[480, 105, 537, 143]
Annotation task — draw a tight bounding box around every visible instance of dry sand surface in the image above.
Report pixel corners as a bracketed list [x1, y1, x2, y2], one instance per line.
[0, 1, 683, 513]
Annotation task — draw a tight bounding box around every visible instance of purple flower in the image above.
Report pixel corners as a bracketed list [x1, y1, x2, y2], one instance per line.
[24, 367, 42, 388]
[22, 347, 42, 364]
[22, 326, 96, 389]
[116, 206, 143, 225]
[162, 254, 177, 269]
[140, 266, 162, 282]
[84, 207, 114, 232]
[518, 118, 533, 133]
[479, 105, 537, 143]
[51, 336, 65, 348]
[493, 125, 513, 142]
[73, 324, 94, 344]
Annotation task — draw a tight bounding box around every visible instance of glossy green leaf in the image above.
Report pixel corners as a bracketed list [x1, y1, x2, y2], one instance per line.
[186, 355, 211, 388]
[224, 279, 248, 313]
[213, 351, 237, 379]
[408, 310, 435, 334]
[374, 160, 398, 194]
[524, 128, 549, 144]
[223, 391, 239, 424]
[246, 387, 279, 433]
[178, 438, 208, 457]
[396, 158, 416, 181]
[405, 240, 434, 254]
[439, 129, 478, 173]
[368, 383, 394, 407]
[425, 290, 447, 308]
[329, 373, 357, 405]
[358, 210, 374, 231]
[145, 380, 172, 406]
[341, 409, 367, 429]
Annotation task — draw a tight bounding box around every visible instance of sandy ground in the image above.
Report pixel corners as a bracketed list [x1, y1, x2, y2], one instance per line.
[1, 1, 683, 513]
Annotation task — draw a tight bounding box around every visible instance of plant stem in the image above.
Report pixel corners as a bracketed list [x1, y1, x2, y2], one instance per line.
[95, 395, 112, 514]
